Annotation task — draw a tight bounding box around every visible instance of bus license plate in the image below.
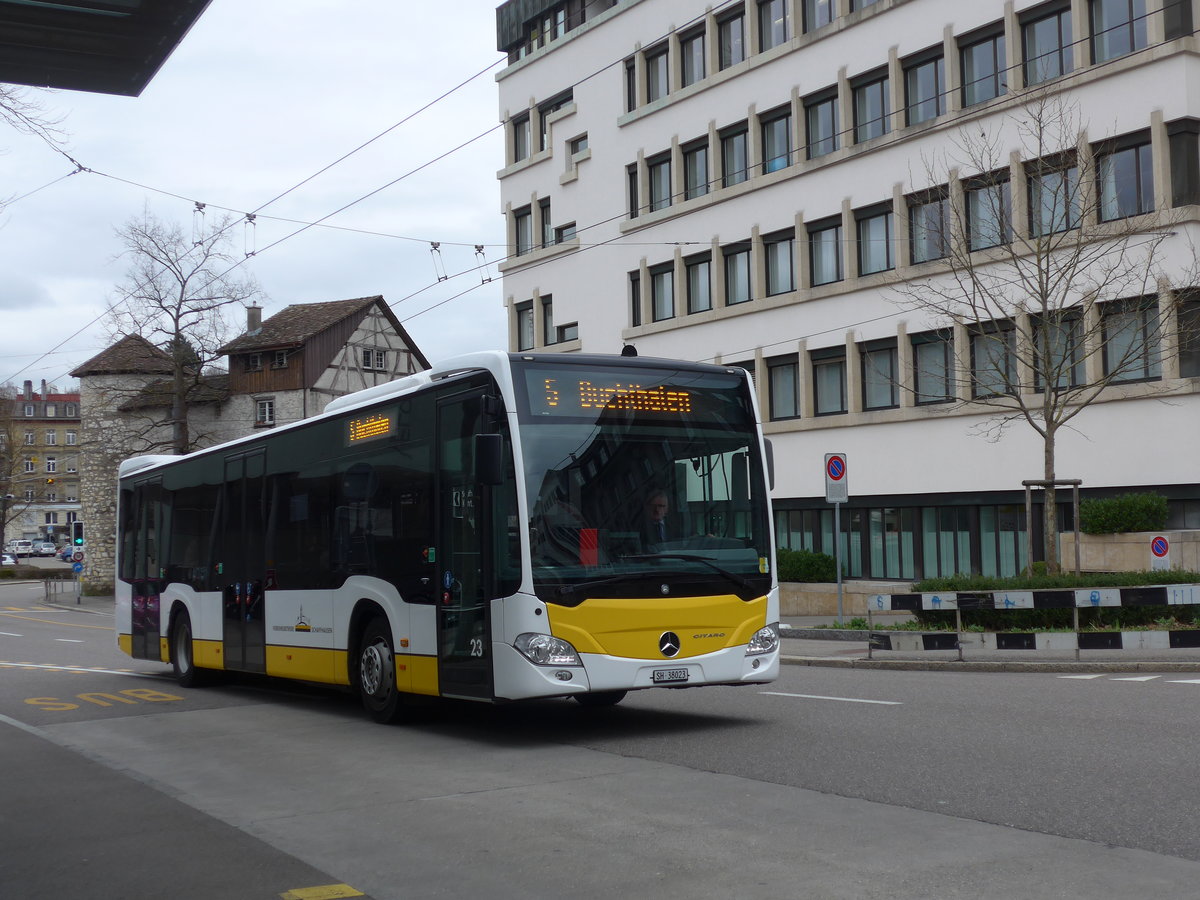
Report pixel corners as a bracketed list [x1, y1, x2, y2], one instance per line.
[652, 667, 689, 684]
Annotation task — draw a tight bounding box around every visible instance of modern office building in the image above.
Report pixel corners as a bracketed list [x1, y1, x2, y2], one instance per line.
[495, 0, 1200, 579]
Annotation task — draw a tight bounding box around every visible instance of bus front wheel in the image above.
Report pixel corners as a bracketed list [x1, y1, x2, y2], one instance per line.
[359, 618, 403, 724]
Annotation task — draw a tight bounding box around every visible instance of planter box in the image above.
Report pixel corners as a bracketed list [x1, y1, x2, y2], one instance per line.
[1060, 530, 1200, 573]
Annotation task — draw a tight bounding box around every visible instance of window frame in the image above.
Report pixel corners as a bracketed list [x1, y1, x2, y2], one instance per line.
[1102, 297, 1162, 382]
[683, 139, 709, 200]
[1027, 156, 1081, 236]
[860, 338, 900, 410]
[1090, 0, 1147, 64]
[717, 11, 746, 70]
[856, 204, 894, 275]
[1094, 133, 1154, 222]
[911, 330, 955, 404]
[965, 173, 1013, 251]
[970, 322, 1018, 398]
[764, 230, 797, 296]
[767, 354, 801, 420]
[908, 189, 950, 264]
[811, 346, 848, 415]
[723, 242, 753, 305]
[721, 124, 749, 187]
[959, 26, 1007, 108]
[758, 0, 789, 51]
[760, 107, 793, 174]
[852, 69, 890, 143]
[685, 253, 713, 314]
[808, 216, 844, 286]
[650, 263, 675, 322]
[648, 152, 672, 212]
[645, 44, 670, 103]
[680, 26, 706, 87]
[1021, 3, 1073, 86]
[804, 88, 839, 160]
[904, 48, 946, 126]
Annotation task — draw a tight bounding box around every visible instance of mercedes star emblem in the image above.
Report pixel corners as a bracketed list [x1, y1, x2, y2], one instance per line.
[659, 631, 680, 658]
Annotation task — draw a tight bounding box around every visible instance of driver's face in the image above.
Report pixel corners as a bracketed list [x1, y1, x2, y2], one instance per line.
[647, 498, 668, 521]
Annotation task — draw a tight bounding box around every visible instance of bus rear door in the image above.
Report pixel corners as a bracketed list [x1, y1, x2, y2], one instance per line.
[435, 389, 493, 700]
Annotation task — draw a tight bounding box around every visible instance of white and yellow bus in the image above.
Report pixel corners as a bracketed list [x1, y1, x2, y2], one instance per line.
[116, 351, 780, 721]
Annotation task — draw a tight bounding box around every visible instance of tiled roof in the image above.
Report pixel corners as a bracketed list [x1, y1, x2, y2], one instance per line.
[118, 373, 230, 411]
[218, 296, 383, 354]
[69, 333, 174, 377]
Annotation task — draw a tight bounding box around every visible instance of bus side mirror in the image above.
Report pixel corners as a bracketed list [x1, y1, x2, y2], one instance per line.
[764, 439, 775, 491]
[475, 434, 503, 486]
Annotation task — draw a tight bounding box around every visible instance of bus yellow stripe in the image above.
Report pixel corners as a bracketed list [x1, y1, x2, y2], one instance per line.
[548, 593, 767, 659]
[401, 654, 439, 696]
[193, 639, 225, 671]
[265, 646, 349, 685]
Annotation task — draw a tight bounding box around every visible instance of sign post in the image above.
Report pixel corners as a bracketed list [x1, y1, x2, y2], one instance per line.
[825, 453, 848, 624]
[1151, 535, 1171, 572]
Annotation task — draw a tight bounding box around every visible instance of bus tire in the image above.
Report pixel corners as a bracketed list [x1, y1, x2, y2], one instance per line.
[574, 690, 627, 708]
[359, 617, 403, 724]
[171, 612, 206, 688]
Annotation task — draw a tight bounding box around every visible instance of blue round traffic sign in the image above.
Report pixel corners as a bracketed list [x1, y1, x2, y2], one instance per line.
[72, 562, 84, 574]
[1152, 536, 1170, 558]
[826, 455, 846, 480]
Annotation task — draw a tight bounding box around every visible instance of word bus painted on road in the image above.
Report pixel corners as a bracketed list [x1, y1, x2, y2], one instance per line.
[115, 352, 780, 722]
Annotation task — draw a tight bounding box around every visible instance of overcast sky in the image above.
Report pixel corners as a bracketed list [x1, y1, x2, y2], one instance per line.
[0, 0, 508, 392]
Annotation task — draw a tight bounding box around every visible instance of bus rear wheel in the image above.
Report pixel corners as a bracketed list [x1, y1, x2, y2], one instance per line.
[574, 690, 627, 708]
[359, 618, 403, 724]
[171, 612, 206, 688]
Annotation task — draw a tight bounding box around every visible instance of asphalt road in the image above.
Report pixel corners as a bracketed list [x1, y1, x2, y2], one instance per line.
[2, 583, 1199, 899]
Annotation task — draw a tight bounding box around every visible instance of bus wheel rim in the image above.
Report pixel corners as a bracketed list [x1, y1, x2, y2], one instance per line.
[361, 640, 390, 696]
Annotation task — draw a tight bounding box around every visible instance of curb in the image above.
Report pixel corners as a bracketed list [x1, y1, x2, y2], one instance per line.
[780, 654, 1200, 673]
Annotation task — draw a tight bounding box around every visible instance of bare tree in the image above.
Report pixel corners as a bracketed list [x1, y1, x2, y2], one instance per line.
[894, 94, 1198, 573]
[1, 84, 66, 210]
[106, 209, 264, 454]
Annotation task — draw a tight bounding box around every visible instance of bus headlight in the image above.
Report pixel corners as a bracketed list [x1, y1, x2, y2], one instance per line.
[746, 623, 780, 656]
[514, 633, 581, 666]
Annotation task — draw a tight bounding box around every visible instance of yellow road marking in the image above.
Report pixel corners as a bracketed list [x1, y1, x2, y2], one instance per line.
[0, 611, 108, 630]
[279, 885, 365, 900]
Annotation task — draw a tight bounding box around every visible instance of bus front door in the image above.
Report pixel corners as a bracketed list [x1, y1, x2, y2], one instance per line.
[435, 390, 493, 700]
[220, 450, 267, 674]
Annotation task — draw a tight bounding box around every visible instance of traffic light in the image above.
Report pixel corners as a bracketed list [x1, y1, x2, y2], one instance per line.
[72, 522, 84, 545]
[44, 477, 55, 485]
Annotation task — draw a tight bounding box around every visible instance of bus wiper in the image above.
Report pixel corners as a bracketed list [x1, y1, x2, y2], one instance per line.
[557, 572, 652, 597]
[622, 553, 756, 595]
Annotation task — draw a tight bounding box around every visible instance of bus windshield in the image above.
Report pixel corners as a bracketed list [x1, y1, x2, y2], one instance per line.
[514, 359, 772, 603]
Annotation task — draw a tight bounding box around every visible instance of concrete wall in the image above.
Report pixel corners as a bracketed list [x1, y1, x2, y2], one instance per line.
[1061, 530, 1200, 573]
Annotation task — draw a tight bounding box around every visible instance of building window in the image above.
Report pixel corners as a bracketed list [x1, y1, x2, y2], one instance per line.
[1091, 0, 1147, 64]
[680, 27, 705, 87]
[761, 109, 792, 173]
[961, 29, 1007, 107]
[514, 205, 533, 255]
[625, 58, 637, 112]
[540, 198, 553, 247]
[556, 322, 579, 343]
[805, 90, 838, 159]
[803, 0, 833, 32]
[1028, 158, 1080, 235]
[44, 430, 56, 446]
[759, 0, 788, 51]
[542, 297, 555, 344]
[513, 114, 531, 162]
[24, 458, 34, 473]
[627, 164, 640, 217]
[646, 45, 669, 103]
[768, 355, 800, 420]
[909, 191, 949, 263]
[1179, 294, 1200, 377]
[718, 12, 745, 69]
[1033, 313, 1085, 390]
[971, 323, 1017, 398]
[966, 174, 1012, 250]
[853, 71, 890, 143]
[648, 154, 672, 211]
[861, 340, 899, 409]
[46, 493, 56, 503]
[273, 350, 288, 368]
[256, 399, 276, 427]
[721, 125, 749, 187]
[517, 302, 535, 350]
[45, 512, 58, 525]
[24, 404, 33, 416]
[764, 232, 796, 295]
[809, 219, 843, 286]
[904, 51, 946, 126]
[23, 431, 34, 445]
[650, 265, 675, 321]
[1103, 298, 1161, 382]
[1096, 138, 1153, 221]
[46, 456, 56, 473]
[66, 459, 76, 472]
[628, 272, 642, 327]
[45, 404, 55, 417]
[362, 349, 387, 371]
[569, 133, 588, 156]
[683, 141, 709, 199]
[724, 244, 752, 305]
[538, 92, 571, 152]
[24, 490, 33, 502]
[856, 206, 894, 274]
[1023, 5, 1073, 85]
[1169, 120, 1200, 207]
[912, 330, 954, 404]
[65, 403, 76, 416]
[812, 348, 847, 415]
[66, 431, 77, 446]
[247, 352, 262, 371]
[686, 254, 713, 313]
[554, 222, 577, 243]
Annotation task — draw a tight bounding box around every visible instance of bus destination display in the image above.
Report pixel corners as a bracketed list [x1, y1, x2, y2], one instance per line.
[531, 375, 692, 416]
[347, 409, 395, 444]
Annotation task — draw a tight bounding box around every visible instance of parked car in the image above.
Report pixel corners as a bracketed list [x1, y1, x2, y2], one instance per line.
[37, 542, 57, 557]
[58, 546, 75, 562]
[10, 540, 33, 558]
[1, 553, 15, 566]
